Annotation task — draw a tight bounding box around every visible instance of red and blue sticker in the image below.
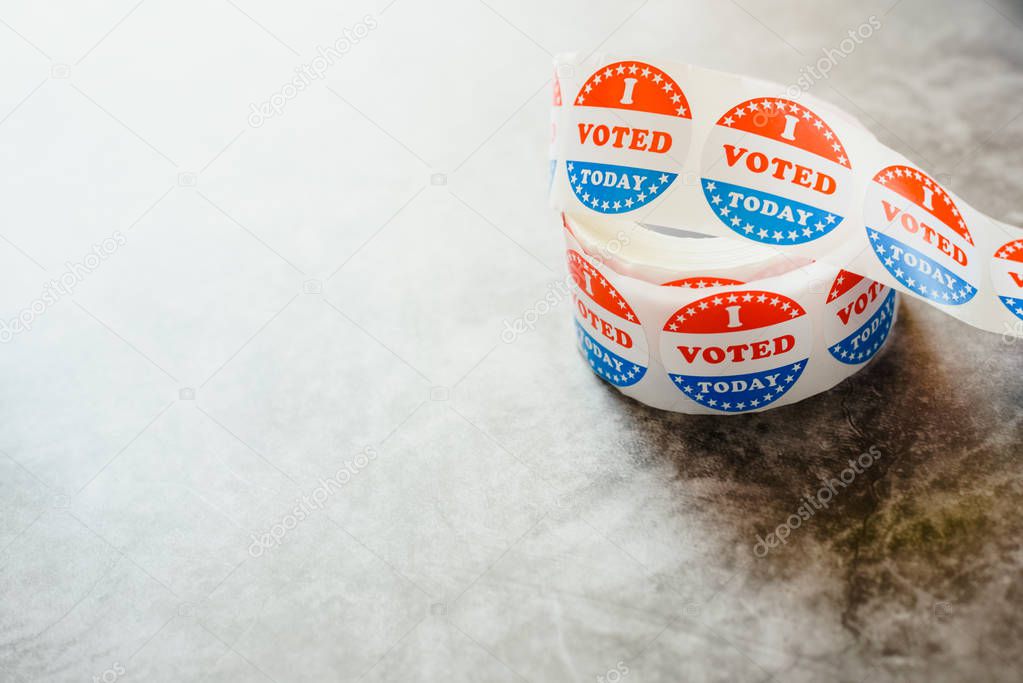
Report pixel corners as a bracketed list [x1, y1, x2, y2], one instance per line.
[864, 166, 979, 305]
[659, 289, 811, 412]
[700, 98, 852, 245]
[568, 250, 648, 387]
[568, 61, 691, 215]
[993, 238, 1023, 321]
[824, 270, 895, 364]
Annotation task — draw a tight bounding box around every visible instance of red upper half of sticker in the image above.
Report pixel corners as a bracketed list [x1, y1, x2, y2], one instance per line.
[826, 270, 865, 304]
[663, 276, 745, 288]
[872, 165, 973, 245]
[568, 250, 640, 322]
[996, 239, 1023, 263]
[716, 98, 850, 168]
[663, 290, 806, 333]
[575, 61, 691, 119]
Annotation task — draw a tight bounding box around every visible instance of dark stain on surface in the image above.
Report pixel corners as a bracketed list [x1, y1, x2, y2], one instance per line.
[603, 297, 1023, 668]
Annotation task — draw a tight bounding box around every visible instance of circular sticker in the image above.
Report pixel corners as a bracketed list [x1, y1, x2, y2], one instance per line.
[568, 250, 648, 387]
[568, 61, 692, 215]
[864, 166, 979, 305]
[660, 290, 811, 412]
[824, 270, 896, 365]
[993, 238, 1023, 321]
[700, 98, 852, 245]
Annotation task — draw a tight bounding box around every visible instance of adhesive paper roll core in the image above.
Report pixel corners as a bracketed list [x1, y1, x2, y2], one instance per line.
[549, 54, 1022, 414]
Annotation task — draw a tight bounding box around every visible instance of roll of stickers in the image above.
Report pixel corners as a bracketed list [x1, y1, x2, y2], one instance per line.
[549, 54, 1022, 414]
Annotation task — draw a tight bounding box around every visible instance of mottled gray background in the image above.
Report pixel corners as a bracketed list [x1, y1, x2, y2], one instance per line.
[1, 0, 1021, 681]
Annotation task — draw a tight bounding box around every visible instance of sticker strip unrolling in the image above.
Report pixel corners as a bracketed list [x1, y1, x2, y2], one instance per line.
[550, 54, 1022, 414]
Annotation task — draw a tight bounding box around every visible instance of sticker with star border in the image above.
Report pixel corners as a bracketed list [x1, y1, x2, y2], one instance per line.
[700, 98, 852, 246]
[568, 249, 648, 387]
[659, 290, 811, 412]
[567, 61, 692, 215]
[993, 238, 1023, 322]
[863, 165, 979, 305]
[824, 270, 895, 365]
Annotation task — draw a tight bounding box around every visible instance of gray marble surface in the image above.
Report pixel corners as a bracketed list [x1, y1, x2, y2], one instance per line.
[1, 1, 1021, 681]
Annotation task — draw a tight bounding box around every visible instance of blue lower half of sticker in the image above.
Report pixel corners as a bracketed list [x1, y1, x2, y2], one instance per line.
[567, 160, 676, 214]
[669, 358, 807, 412]
[702, 178, 842, 244]
[575, 321, 646, 387]
[829, 289, 896, 365]
[866, 228, 976, 305]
